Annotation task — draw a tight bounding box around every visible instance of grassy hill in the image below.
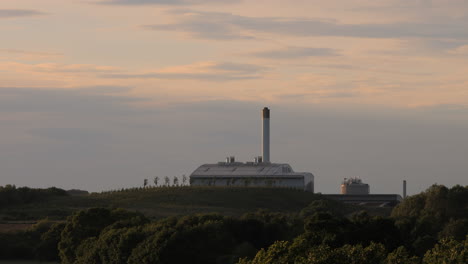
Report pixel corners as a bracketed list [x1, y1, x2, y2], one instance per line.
[0, 186, 395, 226]
[0, 187, 350, 221]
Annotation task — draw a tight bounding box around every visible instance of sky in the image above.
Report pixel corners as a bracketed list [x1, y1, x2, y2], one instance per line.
[1, 0, 467, 194]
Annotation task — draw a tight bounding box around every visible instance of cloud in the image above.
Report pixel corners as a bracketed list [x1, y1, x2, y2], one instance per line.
[416, 104, 468, 116]
[34, 63, 122, 73]
[142, 22, 254, 40]
[0, 49, 63, 60]
[0, 62, 122, 74]
[249, 47, 338, 59]
[102, 61, 267, 81]
[143, 10, 468, 40]
[0, 9, 45, 19]
[0, 87, 143, 115]
[98, 0, 238, 5]
[448, 45, 468, 55]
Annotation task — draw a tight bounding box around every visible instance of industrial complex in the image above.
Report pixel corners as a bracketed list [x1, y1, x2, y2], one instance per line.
[190, 107, 315, 192]
[189, 107, 404, 207]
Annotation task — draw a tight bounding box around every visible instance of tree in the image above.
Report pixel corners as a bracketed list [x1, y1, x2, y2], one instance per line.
[173, 176, 179, 186]
[164, 176, 170, 187]
[385, 246, 420, 264]
[182, 175, 187, 185]
[154, 176, 159, 187]
[423, 237, 467, 264]
[240, 241, 292, 264]
[36, 222, 66, 261]
[58, 208, 147, 264]
[143, 179, 148, 188]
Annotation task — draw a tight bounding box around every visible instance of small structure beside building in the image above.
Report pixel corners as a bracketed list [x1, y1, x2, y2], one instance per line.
[324, 177, 402, 207]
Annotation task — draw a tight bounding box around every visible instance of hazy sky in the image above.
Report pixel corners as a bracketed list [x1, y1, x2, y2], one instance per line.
[1, 0, 467, 194]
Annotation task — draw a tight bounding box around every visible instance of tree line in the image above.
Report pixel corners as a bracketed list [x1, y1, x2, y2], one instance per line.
[145, 175, 189, 187]
[0, 185, 68, 208]
[0, 184, 466, 264]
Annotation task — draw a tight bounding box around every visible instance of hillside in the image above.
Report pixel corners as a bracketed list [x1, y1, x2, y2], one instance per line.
[0, 187, 369, 221]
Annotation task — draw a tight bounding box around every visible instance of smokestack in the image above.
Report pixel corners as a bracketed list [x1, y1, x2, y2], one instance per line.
[262, 107, 270, 163]
[403, 180, 407, 198]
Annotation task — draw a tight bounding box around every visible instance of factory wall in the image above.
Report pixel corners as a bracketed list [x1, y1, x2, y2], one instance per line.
[191, 176, 312, 191]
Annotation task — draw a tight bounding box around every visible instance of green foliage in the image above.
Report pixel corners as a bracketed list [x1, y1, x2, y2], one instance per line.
[243, 241, 293, 264]
[241, 241, 387, 264]
[36, 222, 66, 261]
[71, 211, 299, 264]
[296, 211, 400, 250]
[438, 219, 468, 241]
[299, 199, 349, 219]
[1, 184, 467, 263]
[58, 208, 147, 264]
[392, 184, 468, 255]
[422, 237, 467, 264]
[0, 231, 36, 260]
[334, 242, 387, 264]
[0, 185, 68, 209]
[385, 246, 420, 264]
[0, 219, 59, 261]
[1, 187, 328, 220]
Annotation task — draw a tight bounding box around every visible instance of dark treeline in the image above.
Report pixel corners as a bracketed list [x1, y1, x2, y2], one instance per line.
[0, 185, 68, 208]
[0, 184, 466, 264]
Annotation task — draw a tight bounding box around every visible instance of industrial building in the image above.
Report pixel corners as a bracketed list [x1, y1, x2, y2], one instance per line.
[323, 177, 403, 207]
[190, 107, 315, 192]
[341, 177, 370, 194]
[323, 194, 402, 207]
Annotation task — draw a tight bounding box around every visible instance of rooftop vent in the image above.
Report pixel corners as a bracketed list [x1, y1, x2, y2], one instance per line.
[254, 156, 263, 164]
[225, 156, 236, 164]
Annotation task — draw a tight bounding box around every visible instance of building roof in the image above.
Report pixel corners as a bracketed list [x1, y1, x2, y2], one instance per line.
[190, 162, 311, 178]
[323, 194, 403, 207]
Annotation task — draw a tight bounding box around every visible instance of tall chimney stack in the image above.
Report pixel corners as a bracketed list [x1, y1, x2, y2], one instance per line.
[262, 107, 270, 163]
[403, 180, 407, 199]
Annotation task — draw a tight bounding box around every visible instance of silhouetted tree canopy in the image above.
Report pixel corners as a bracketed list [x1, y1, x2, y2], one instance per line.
[0, 184, 466, 263]
[0, 185, 68, 208]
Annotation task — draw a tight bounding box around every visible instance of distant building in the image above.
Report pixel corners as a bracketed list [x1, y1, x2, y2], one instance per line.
[341, 177, 370, 195]
[323, 177, 402, 208]
[324, 194, 402, 207]
[190, 157, 314, 192]
[189, 107, 315, 192]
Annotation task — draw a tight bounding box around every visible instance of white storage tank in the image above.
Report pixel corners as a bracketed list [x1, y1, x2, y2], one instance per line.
[341, 177, 370, 195]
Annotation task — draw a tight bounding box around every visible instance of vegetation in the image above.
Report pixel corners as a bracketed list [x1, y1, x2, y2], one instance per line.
[0, 184, 466, 263]
[0, 185, 68, 209]
[1, 186, 341, 220]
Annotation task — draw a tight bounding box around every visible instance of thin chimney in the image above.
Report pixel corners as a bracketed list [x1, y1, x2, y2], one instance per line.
[262, 107, 270, 163]
[403, 180, 407, 199]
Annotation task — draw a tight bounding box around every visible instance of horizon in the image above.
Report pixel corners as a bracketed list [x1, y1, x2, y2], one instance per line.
[1, 0, 468, 194]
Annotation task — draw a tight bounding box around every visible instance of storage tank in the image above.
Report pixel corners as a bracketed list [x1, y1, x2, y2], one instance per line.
[341, 177, 370, 195]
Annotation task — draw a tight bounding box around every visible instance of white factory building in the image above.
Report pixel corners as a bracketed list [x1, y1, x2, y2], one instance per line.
[189, 107, 315, 192]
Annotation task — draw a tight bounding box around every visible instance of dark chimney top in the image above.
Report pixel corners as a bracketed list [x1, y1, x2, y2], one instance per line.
[262, 107, 270, 118]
